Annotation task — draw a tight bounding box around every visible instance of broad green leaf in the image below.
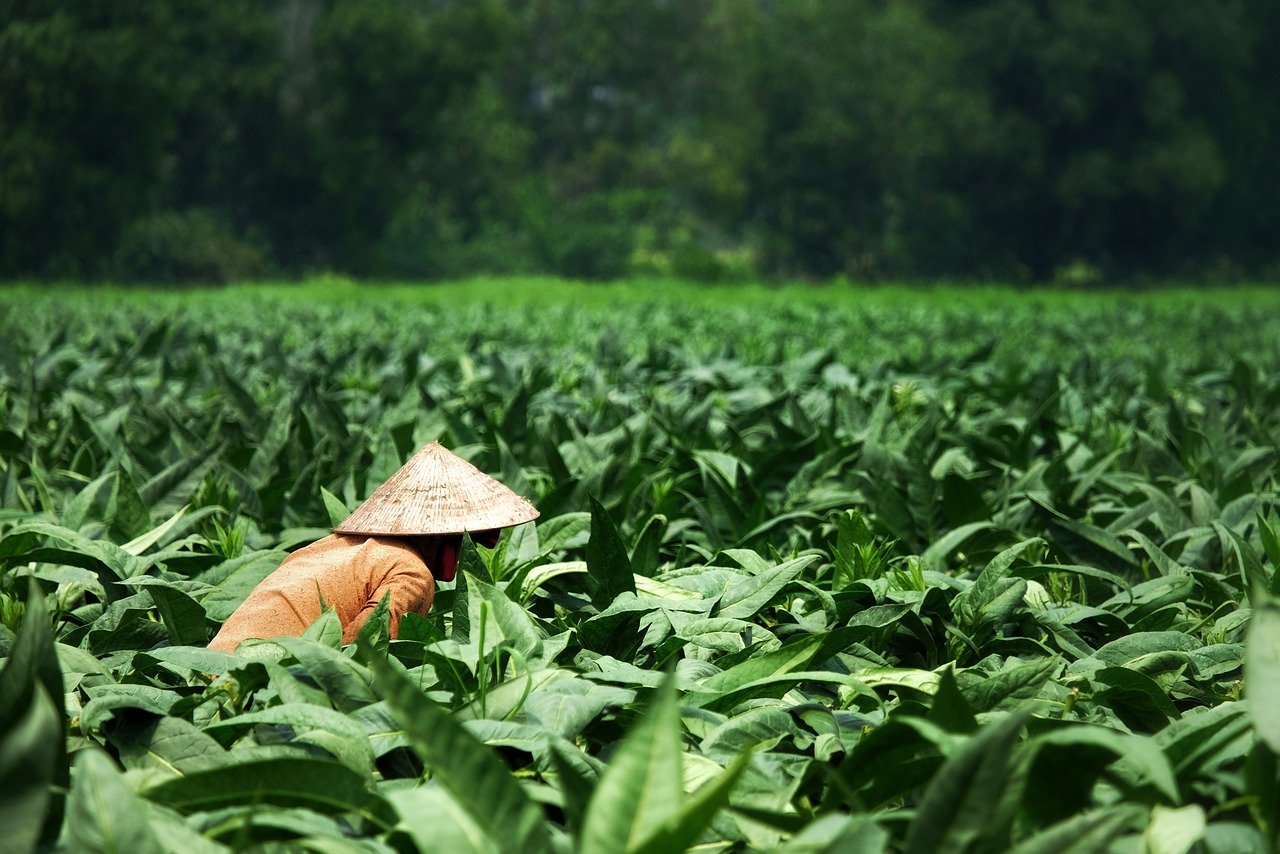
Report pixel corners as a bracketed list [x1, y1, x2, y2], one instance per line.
[580, 671, 683, 853]
[0, 582, 65, 743]
[522, 679, 634, 740]
[1024, 725, 1180, 811]
[1093, 666, 1181, 732]
[1143, 804, 1206, 854]
[302, 605, 343, 647]
[587, 495, 636, 608]
[1051, 516, 1138, 567]
[953, 538, 1041, 635]
[149, 584, 209, 646]
[66, 749, 166, 854]
[244, 639, 370, 714]
[0, 583, 67, 844]
[1216, 522, 1271, 600]
[536, 512, 592, 554]
[542, 743, 600, 835]
[633, 749, 752, 854]
[855, 668, 942, 694]
[1091, 632, 1200, 666]
[0, 685, 59, 853]
[520, 560, 587, 600]
[466, 573, 544, 660]
[1007, 806, 1146, 854]
[110, 715, 228, 777]
[81, 684, 183, 729]
[387, 785, 500, 854]
[85, 593, 171, 653]
[921, 522, 997, 568]
[1243, 742, 1279, 850]
[502, 521, 540, 567]
[121, 506, 192, 555]
[247, 403, 293, 487]
[928, 667, 978, 732]
[716, 554, 818, 620]
[777, 814, 889, 853]
[61, 471, 116, 532]
[458, 531, 493, 584]
[693, 670, 854, 713]
[631, 513, 668, 576]
[132, 646, 244, 675]
[197, 549, 288, 621]
[107, 467, 152, 543]
[451, 534, 492, 643]
[8, 521, 138, 586]
[320, 487, 350, 528]
[1258, 514, 1280, 571]
[691, 632, 827, 696]
[836, 714, 959, 807]
[958, 657, 1059, 713]
[904, 708, 1031, 853]
[1156, 702, 1251, 778]
[356, 635, 551, 853]
[193, 804, 359, 846]
[1200, 822, 1268, 854]
[203, 703, 376, 773]
[139, 443, 220, 514]
[146, 805, 229, 854]
[701, 706, 796, 761]
[142, 756, 392, 827]
[452, 561, 473, 642]
[1245, 599, 1280, 754]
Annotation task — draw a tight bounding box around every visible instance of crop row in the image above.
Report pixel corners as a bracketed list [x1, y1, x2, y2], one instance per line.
[2, 291, 1279, 852]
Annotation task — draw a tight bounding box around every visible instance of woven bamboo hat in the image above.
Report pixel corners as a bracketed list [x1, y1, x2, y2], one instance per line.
[334, 441, 539, 536]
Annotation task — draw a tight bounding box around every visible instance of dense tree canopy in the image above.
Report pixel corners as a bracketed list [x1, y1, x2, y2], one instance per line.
[2, 0, 1276, 283]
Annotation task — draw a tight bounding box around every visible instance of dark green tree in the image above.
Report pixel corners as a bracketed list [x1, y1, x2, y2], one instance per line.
[731, 0, 997, 278]
[0, 1, 177, 277]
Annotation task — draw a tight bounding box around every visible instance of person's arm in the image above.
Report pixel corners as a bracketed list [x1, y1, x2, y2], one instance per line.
[341, 556, 436, 644]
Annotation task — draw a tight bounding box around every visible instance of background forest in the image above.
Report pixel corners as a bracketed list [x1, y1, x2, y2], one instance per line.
[3, 0, 1279, 284]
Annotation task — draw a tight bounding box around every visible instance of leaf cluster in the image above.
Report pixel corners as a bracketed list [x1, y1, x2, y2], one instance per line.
[2, 293, 1280, 851]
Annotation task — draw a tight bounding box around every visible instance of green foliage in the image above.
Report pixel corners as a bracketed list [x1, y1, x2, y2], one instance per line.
[0, 287, 1279, 850]
[0, 584, 66, 848]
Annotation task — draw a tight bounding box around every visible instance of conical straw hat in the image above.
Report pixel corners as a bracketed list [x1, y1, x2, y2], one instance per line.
[334, 441, 539, 536]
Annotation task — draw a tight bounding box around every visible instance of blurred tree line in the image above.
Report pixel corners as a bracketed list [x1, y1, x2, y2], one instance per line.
[3, 0, 1277, 284]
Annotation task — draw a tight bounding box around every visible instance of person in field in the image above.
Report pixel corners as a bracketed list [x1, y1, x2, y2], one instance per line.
[207, 441, 538, 651]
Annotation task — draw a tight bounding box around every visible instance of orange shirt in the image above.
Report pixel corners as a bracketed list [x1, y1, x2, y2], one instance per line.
[207, 534, 436, 651]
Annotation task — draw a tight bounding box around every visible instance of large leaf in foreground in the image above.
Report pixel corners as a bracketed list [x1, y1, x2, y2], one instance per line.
[580, 669, 749, 854]
[142, 756, 393, 829]
[776, 814, 890, 854]
[633, 750, 753, 854]
[904, 708, 1032, 853]
[66, 748, 166, 854]
[356, 634, 552, 853]
[580, 671, 683, 853]
[0, 685, 59, 853]
[1007, 806, 1146, 854]
[1246, 599, 1280, 753]
[0, 583, 66, 846]
[387, 784, 501, 854]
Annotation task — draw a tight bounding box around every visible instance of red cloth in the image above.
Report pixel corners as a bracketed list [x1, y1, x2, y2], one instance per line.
[207, 534, 437, 651]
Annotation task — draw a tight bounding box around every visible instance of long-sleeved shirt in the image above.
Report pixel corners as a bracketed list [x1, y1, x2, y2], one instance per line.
[207, 534, 436, 651]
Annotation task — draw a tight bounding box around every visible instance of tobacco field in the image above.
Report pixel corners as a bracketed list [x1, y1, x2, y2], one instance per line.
[3, 284, 1280, 853]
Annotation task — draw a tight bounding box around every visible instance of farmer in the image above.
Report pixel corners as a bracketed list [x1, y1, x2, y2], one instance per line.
[207, 441, 538, 651]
